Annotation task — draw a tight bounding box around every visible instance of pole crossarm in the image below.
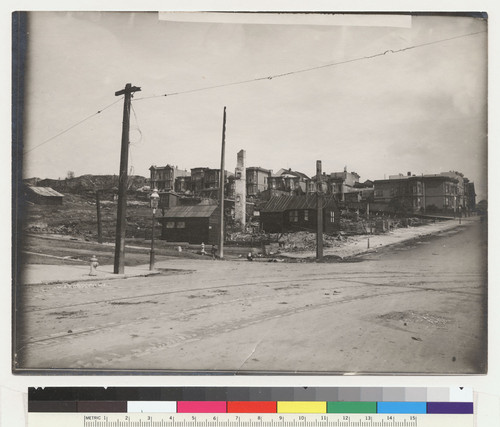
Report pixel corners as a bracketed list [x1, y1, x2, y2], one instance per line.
[115, 85, 141, 97]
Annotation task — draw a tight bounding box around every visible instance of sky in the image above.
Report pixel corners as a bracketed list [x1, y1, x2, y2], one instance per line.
[21, 12, 488, 199]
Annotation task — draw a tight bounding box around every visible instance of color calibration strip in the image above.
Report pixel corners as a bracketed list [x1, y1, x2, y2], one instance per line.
[28, 387, 473, 415]
[27, 400, 474, 414]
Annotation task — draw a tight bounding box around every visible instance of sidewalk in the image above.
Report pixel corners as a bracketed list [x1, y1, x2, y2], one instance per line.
[20, 263, 160, 286]
[279, 217, 476, 260]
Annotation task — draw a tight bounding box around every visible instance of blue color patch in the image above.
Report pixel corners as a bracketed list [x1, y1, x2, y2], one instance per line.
[377, 402, 427, 414]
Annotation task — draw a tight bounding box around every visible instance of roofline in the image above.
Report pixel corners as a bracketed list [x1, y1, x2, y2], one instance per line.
[246, 166, 271, 172]
[374, 175, 459, 184]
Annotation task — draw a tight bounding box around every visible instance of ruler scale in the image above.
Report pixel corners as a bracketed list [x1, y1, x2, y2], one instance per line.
[27, 387, 473, 427]
[28, 413, 473, 427]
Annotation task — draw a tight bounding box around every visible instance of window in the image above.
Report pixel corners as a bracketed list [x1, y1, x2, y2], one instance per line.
[304, 210, 309, 221]
[375, 190, 383, 197]
[329, 211, 335, 223]
[177, 221, 186, 228]
[289, 210, 299, 222]
[166, 221, 175, 228]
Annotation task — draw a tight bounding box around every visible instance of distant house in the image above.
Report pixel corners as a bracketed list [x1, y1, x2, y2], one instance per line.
[190, 167, 209, 193]
[260, 194, 340, 234]
[307, 168, 362, 202]
[246, 167, 271, 197]
[159, 204, 221, 244]
[373, 175, 425, 213]
[188, 167, 233, 198]
[372, 172, 472, 214]
[174, 175, 192, 194]
[327, 169, 360, 201]
[268, 168, 310, 194]
[25, 186, 64, 205]
[149, 165, 189, 191]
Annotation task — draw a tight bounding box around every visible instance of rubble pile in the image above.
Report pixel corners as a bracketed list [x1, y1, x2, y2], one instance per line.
[26, 222, 86, 237]
[275, 232, 346, 252]
[228, 231, 270, 244]
[339, 218, 368, 235]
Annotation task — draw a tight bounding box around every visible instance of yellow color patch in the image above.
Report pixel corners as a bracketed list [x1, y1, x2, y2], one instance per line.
[277, 401, 327, 413]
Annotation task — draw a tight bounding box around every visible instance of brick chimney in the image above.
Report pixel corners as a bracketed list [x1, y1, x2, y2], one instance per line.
[234, 150, 246, 230]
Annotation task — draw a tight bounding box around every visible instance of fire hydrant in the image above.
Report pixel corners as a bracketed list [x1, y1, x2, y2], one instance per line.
[89, 255, 99, 276]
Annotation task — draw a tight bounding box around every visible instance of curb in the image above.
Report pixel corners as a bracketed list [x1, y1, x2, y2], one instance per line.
[22, 270, 161, 286]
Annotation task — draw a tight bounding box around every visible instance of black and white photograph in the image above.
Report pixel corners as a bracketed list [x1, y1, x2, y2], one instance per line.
[12, 11, 488, 374]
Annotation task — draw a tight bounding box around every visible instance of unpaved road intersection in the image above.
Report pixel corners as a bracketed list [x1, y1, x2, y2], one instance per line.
[16, 220, 487, 374]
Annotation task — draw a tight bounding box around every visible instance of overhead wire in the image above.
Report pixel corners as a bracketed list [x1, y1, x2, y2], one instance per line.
[132, 30, 486, 102]
[23, 97, 124, 155]
[129, 101, 143, 146]
[128, 101, 143, 182]
[22, 29, 485, 154]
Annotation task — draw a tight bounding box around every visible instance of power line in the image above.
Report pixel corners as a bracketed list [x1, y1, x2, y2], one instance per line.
[22, 29, 485, 155]
[132, 30, 486, 102]
[23, 97, 123, 155]
[130, 101, 143, 146]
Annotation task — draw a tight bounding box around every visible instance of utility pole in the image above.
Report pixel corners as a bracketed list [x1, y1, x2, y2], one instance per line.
[367, 201, 371, 234]
[316, 160, 324, 261]
[96, 189, 103, 244]
[113, 83, 141, 274]
[218, 107, 227, 259]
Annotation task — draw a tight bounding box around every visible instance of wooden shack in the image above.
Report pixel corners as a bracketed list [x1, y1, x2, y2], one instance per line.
[260, 194, 340, 234]
[25, 186, 64, 205]
[159, 204, 220, 244]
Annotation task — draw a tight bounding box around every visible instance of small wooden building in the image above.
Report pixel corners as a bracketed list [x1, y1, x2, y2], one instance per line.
[25, 186, 64, 205]
[260, 194, 340, 234]
[159, 205, 220, 244]
[158, 191, 180, 209]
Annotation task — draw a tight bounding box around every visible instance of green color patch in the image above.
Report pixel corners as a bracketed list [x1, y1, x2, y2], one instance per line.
[327, 402, 377, 413]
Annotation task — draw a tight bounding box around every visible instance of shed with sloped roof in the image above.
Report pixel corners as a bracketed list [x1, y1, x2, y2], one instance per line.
[25, 186, 64, 205]
[158, 204, 221, 244]
[260, 194, 340, 234]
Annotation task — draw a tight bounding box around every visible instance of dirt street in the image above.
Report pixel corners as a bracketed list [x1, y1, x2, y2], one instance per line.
[15, 220, 487, 374]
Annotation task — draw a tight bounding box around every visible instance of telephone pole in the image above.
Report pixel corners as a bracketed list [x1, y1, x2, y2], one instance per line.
[96, 189, 103, 244]
[113, 83, 141, 274]
[316, 160, 324, 261]
[218, 107, 227, 259]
